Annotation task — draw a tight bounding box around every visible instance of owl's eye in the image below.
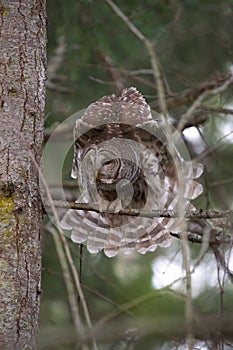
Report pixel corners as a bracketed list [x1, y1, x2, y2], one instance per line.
[101, 159, 116, 172]
[96, 158, 119, 182]
[103, 159, 113, 166]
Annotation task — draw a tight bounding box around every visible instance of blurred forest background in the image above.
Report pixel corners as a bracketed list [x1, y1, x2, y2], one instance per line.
[41, 1, 233, 349]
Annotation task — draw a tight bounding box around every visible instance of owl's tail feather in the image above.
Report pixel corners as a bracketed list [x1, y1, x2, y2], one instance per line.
[60, 204, 175, 257]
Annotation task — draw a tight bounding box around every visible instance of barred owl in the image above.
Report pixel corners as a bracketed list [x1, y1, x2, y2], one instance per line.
[61, 87, 203, 257]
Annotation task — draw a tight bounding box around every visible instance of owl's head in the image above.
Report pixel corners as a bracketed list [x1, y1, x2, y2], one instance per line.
[97, 159, 119, 181]
[95, 151, 120, 188]
[94, 146, 144, 207]
[80, 138, 141, 195]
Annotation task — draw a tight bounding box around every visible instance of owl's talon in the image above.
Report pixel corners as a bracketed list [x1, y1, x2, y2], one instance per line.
[108, 198, 122, 214]
[98, 198, 109, 213]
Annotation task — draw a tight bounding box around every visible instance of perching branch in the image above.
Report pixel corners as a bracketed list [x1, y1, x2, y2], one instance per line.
[44, 199, 233, 220]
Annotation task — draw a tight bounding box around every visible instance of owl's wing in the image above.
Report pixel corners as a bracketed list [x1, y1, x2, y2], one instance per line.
[127, 118, 203, 201]
[62, 89, 204, 257]
[71, 87, 153, 178]
[61, 123, 203, 257]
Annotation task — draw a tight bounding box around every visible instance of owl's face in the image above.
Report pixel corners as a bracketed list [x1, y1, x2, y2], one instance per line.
[95, 149, 121, 192]
[96, 156, 120, 184]
[80, 138, 144, 209]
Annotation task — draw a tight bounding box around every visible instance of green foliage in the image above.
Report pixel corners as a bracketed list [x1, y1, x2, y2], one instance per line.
[46, 0, 233, 120]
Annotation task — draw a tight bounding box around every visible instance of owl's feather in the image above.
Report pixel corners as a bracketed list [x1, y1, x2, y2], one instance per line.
[61, 87, 203, 257]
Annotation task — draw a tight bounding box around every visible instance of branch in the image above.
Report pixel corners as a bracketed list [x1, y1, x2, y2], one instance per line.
[47, 35, 73, 94]
[120, 68, 157, 89]
[105, 0, 168, 117]
[98, 52, 124, 93]
[173, 110, 209, 131]
[177, 70, 233, 132]
[44, 224, 85, 344]
[211, 243, 233, 282]
[199, 105, 233, 116]
[44, 199, 233, 220]
[150, 72, 233, 112]
[31, 154, 98, 350]
[39, 314, 233, 347]
[94, 313, 233, 344]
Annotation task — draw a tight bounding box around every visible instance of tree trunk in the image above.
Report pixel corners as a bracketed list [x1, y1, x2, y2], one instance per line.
[0, 1, 46, 349]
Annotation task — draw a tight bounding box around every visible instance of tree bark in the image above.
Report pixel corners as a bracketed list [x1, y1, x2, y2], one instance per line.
[0, 1, 46, 349]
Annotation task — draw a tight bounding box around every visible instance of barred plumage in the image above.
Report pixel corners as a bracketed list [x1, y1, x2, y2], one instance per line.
[61, 87, 203, 257]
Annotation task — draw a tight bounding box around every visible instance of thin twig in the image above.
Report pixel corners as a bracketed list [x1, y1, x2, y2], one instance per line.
[95, 288, 184, 331]
[211, 244, 233, 283]
[175, 162, 193, 348]
[120, 68, 157, 89]
[199, 105, 233, 116]
[196, 129, 233, 163]
[29, 152, 98, 350]
[101, 13, 195, 339]
[209, 178, 233, 188]
[45, 224, 86, 342]
[99, 53, 124, 93]
[181, 228, 193, 350]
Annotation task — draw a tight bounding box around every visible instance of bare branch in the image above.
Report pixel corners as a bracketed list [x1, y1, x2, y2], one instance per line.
[47, 35, 73, 93]
[173, 111, 209, 131]
[199, 105, 233, 116]
[99, 52, 124, 93]
[39, 314, 233, 347]
[195, 129, 233, 162]
[120, 68, 156, 88]
[209, 178, 233, 188]
[150, 72, 233, 112]
[105, 0, 168, 117]
[177, 70, 233, 132]
[211, 244, 233, 283]
[44, 224, 85, 344]
[31, 154, 98, 350]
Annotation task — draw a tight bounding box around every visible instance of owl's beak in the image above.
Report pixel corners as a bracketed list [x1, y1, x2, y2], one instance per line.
[95, 170, 99, 179]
